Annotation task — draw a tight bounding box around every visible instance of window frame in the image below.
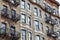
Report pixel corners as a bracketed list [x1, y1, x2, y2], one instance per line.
[34, 7, 38, 16]
[21, 14, 26, 23]
[21, 0, 25, 9]
[27, 3, 30, 10]
[10, 26, 15, 36]
[21, 30, 26, 40]
[34, 20, 39, 31]
[36, 35, 40, 40]
[1, 22, 7, 34]
[27, 17, 31, 26]
[28, 32, 32, 40]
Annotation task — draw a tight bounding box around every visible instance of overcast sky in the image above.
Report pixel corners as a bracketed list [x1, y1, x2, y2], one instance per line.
[56, 0, 60, 13]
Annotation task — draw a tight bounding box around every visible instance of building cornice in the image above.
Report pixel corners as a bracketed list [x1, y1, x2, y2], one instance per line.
[28, 0, 60, 19]
[49, 0, 60, 6]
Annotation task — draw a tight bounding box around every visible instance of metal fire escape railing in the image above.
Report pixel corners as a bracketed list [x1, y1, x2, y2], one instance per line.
[0, 28, 20, 40]
[7, 10, 20, 22]
[44, 3, 57, 26]
[1, 8, 20, 22]
[1, 0, 20, 22]
[47, 29, 58, 38]
[3, 0, 20, 7]
[45, 16, 56, 26]
[44, 2, 58, 39]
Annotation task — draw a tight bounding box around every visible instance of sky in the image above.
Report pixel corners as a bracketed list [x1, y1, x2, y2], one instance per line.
[56, 0, 60, 13]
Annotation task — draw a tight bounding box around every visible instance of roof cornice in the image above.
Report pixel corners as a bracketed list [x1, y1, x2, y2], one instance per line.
[49, 0, 60, 6]
[28, 0, 60, 19]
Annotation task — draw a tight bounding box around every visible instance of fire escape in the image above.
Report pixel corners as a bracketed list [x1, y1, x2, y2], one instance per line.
[0, 25, 20, 40]
[3, 0, 20, 7]
[45, 16, 56, 26]
[45, 15, 58, 38]
[1, 6, 20, 22]
[1, 0, 20, 22]
[44, 4, 58, 38]
[0, 0, 20, 40]
[47, 29, 58, 38]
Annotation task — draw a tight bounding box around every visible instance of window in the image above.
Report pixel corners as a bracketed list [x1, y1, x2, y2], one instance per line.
[27, 3, 30, 10]
[27, 17, 31, 26]
[59, 21, 60, 24]
[21, 0, 25, 9]
[57, 32, 60, 37]
[53, 9, 56, 15]
[21, 14, 26, 23]
[10, 26, 15, 36]
[48, 6, 51, 12]
[34, 20, 39, 31]
[45, 13, 47, 18]
[34, 7, 38, 16]
[39, 10, 42, 18]
[21, 30, 26, 40]
[38, 0, 40, 3]
[57, 31, 60, 40]
[40, 23, 43, 31]
[33, 0, 37, 2]
[46, 26, 49, 32]
[1, 22, 6, 34]
[43, 3, 46, 8]
[9, 0, 16, 4]
[55, 19, 58, 24]
[57, 10, 59, 15]
[36, 35, 40, 40]
[55, 19, 58, 27]
[1, 5, 7, 14]
[11, 9, 16, 17]
[28, 32, 32, 40]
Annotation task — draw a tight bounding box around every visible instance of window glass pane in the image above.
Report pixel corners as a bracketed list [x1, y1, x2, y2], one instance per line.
[27, 3, 30, 10]
[21, 14, 26, 23]
[39, 10, 42, 18]
[33, 0, 37, 2]
[34, 20, 39, 31]
[10, 0, 15, 4]
[34, 7, 38, 16]
[1, 23, 6, 29]
[28, 32, 32, 40]
[40, 23, 43, 31]
[1, 5, 7, 14]
[53, 9, 56, 15]
[36, 35, 40, 40]
[27, 17, 31, 26]
[10, 27, 15, 35]
[57, 32, 60, 37]
[21, 0, 25, 9]
[22, 30, 26, 40]
[38, 0, 40, 3]
[59, 21, 60, 24]
[1, 23, 6, 34]
[11, 9, 16, 16]
[46, 26, 49, 32]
